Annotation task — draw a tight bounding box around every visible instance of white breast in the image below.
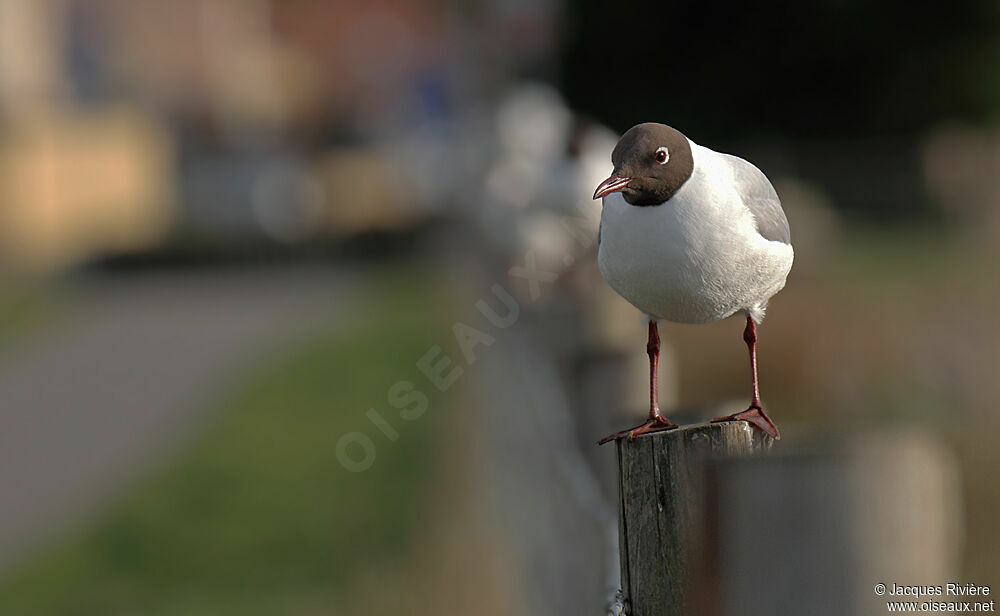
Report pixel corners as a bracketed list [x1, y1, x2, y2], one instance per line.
[597, 142, 793, 324]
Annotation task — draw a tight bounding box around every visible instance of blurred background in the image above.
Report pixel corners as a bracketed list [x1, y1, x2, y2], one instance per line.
[0, 0, 997, 614]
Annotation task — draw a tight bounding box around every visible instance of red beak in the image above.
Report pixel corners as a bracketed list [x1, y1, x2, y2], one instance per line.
[593, 173, 631, 200]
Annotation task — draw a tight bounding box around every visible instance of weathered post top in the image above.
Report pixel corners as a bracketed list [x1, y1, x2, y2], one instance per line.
[616, 422, 773, 616]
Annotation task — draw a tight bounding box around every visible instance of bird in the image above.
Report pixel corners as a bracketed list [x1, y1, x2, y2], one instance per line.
[593, 123, 793, 444]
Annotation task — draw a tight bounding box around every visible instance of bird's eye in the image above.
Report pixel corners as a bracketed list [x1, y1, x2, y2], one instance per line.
[655, 146, 669, 164]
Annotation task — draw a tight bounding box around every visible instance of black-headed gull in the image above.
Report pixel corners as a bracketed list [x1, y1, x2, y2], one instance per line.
[593, 123, 793, 443]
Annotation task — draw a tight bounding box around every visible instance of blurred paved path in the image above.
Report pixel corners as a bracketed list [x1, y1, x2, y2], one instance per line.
[0, 266, 353, 572]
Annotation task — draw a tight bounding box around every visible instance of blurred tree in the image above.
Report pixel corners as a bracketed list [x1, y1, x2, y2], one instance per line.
[560, 0, 1000, 141]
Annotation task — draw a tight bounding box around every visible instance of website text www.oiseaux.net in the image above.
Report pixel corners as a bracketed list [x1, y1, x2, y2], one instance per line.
[875, 583, 994, 613]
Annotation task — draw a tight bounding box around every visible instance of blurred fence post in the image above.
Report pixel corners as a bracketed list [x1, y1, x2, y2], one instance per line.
[615, 422, 773, 616]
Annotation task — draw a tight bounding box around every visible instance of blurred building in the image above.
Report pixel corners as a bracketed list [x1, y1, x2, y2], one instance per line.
[0, 0, 564, 271]
[0, 107, 173, 270]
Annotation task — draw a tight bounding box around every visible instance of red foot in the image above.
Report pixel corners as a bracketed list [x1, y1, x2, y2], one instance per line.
[711, 405, 780, 439]
[598, 417, 678, 445]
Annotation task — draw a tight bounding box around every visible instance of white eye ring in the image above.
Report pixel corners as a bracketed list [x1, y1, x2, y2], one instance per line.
[655, 146, 669, 164]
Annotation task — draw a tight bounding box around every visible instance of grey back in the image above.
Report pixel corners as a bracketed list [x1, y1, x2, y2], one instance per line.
[721, 153, 791, 245]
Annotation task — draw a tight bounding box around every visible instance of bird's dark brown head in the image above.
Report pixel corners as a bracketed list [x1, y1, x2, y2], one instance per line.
[593, 123, 694, 206]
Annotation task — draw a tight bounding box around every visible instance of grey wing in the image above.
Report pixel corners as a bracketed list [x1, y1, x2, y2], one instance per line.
[722, 153, 790, 245]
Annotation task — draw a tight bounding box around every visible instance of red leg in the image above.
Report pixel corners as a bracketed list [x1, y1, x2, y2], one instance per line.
[712, 315, 780, 439]
[599, 321, 678, 445]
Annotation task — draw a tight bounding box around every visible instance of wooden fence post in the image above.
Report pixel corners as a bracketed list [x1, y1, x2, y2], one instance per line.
[615, 422, 773, 616]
